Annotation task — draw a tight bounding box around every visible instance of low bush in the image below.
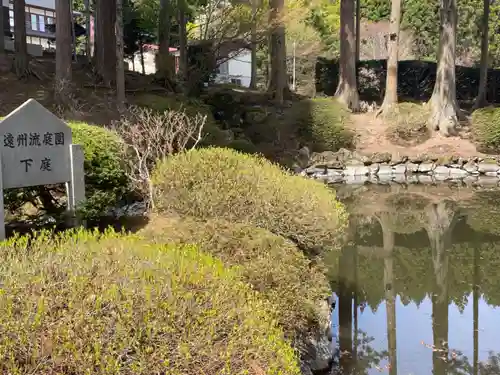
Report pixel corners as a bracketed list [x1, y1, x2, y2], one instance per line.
[152, 147, 348, 253]
[70, 122, 131, 217]
[141, 216, 330, 338]
[4, 122, 130, 222]
[384, 102, 431, 146]
[471, 106, 500, 153]
[294, 98, 355, 152]
[0, 230, 300, 375]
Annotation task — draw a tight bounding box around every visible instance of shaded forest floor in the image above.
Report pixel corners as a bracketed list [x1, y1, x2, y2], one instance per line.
[349, 112, 485, 157]
[0, 55, 169, 125]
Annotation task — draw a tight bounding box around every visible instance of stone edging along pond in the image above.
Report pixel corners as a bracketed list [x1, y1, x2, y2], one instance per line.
[298, 149, 500, 185]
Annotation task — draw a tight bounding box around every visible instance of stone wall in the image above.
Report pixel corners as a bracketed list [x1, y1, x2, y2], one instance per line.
[299, 149, 500, 186]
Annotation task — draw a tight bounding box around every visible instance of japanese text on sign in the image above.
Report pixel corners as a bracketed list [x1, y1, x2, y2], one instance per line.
[3, 132, 65, 149]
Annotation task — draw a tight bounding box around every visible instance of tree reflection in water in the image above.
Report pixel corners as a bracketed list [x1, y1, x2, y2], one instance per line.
[328, 185, 500, 375]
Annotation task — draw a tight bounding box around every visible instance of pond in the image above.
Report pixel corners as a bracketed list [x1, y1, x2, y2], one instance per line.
[328, 183, 500, 375]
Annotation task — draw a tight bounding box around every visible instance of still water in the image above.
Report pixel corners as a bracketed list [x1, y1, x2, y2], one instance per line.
[328, 183, 500, 375]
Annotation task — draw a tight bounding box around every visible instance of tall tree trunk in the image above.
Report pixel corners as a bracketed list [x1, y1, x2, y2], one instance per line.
[382, 219, 397, 375]
[473, 246, 479, 375]
[352, 247, 359, 365]
[432, 246, 449, 375]
[84, 0, 91, 58]
[0, 1, 5, 55]
[158, 0, 173, 82]
[428, 0, 460, 136]
[140, 42, 146, 75]
[267, 0, 288, 104]
[474, 0, 490, 109]
[355, 0, 360, 63]
[377, 0, 401, 116]
[116, 0, 126, 112]
[426, 201, 455, 375]
[249, 0, 258, 89]
[94, 0, 116, 85]
[178, 5, 188, 86]
[55, 0, 72, 103]
[13, 0, 28, 77]
[335, 0, 359, 111]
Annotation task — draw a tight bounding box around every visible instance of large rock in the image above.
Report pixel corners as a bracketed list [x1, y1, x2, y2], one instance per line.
[478, 162, 500, 174]
[295, 146, 311, 169]
[298, 299, 334, 374]
[370, 152, 392, 164]
[309, 149, 370, 169]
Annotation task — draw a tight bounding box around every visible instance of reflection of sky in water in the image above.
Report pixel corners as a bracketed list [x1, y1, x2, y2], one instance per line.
[331, 295, 500, 375]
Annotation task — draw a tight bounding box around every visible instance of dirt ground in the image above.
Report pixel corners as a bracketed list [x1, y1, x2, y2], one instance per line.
[349, 112, 485, 157]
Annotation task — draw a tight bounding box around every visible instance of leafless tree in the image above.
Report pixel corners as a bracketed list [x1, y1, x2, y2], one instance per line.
[111, 106, 206, 208]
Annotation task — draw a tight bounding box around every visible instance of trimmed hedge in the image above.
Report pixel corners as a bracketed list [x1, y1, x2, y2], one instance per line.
[292, 98, 355, 152]
[141, 216, 330, 338]
[471, 106, 500, 153]
[0, 230, 300, 375]
[152, 147, 348, 253]
[70, 122, 131, 218]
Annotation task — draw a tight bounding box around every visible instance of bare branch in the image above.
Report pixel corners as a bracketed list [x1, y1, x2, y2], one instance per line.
[110, 105, 206, 209]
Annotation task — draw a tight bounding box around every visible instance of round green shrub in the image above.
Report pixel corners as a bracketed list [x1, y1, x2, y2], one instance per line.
[70, 122, 131, 218]
[384, 102, 431, 146]
[471, 106, 500, 153]
[0, 230, 300, 375]
[294, 98, 355, 152]
[152, 147, 348, 253]
[3, 122, 130, 222]
[141, 216, 330, 339]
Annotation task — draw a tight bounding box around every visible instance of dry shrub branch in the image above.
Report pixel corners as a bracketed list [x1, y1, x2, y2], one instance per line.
[111, 105, 206, 208]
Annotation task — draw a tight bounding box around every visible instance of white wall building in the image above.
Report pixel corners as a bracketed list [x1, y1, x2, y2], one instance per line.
[214, 49, 252, 88]
[2, 0, 57, 56]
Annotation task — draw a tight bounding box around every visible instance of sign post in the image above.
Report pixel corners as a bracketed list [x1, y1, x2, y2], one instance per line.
[0, 99, 85, 240]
